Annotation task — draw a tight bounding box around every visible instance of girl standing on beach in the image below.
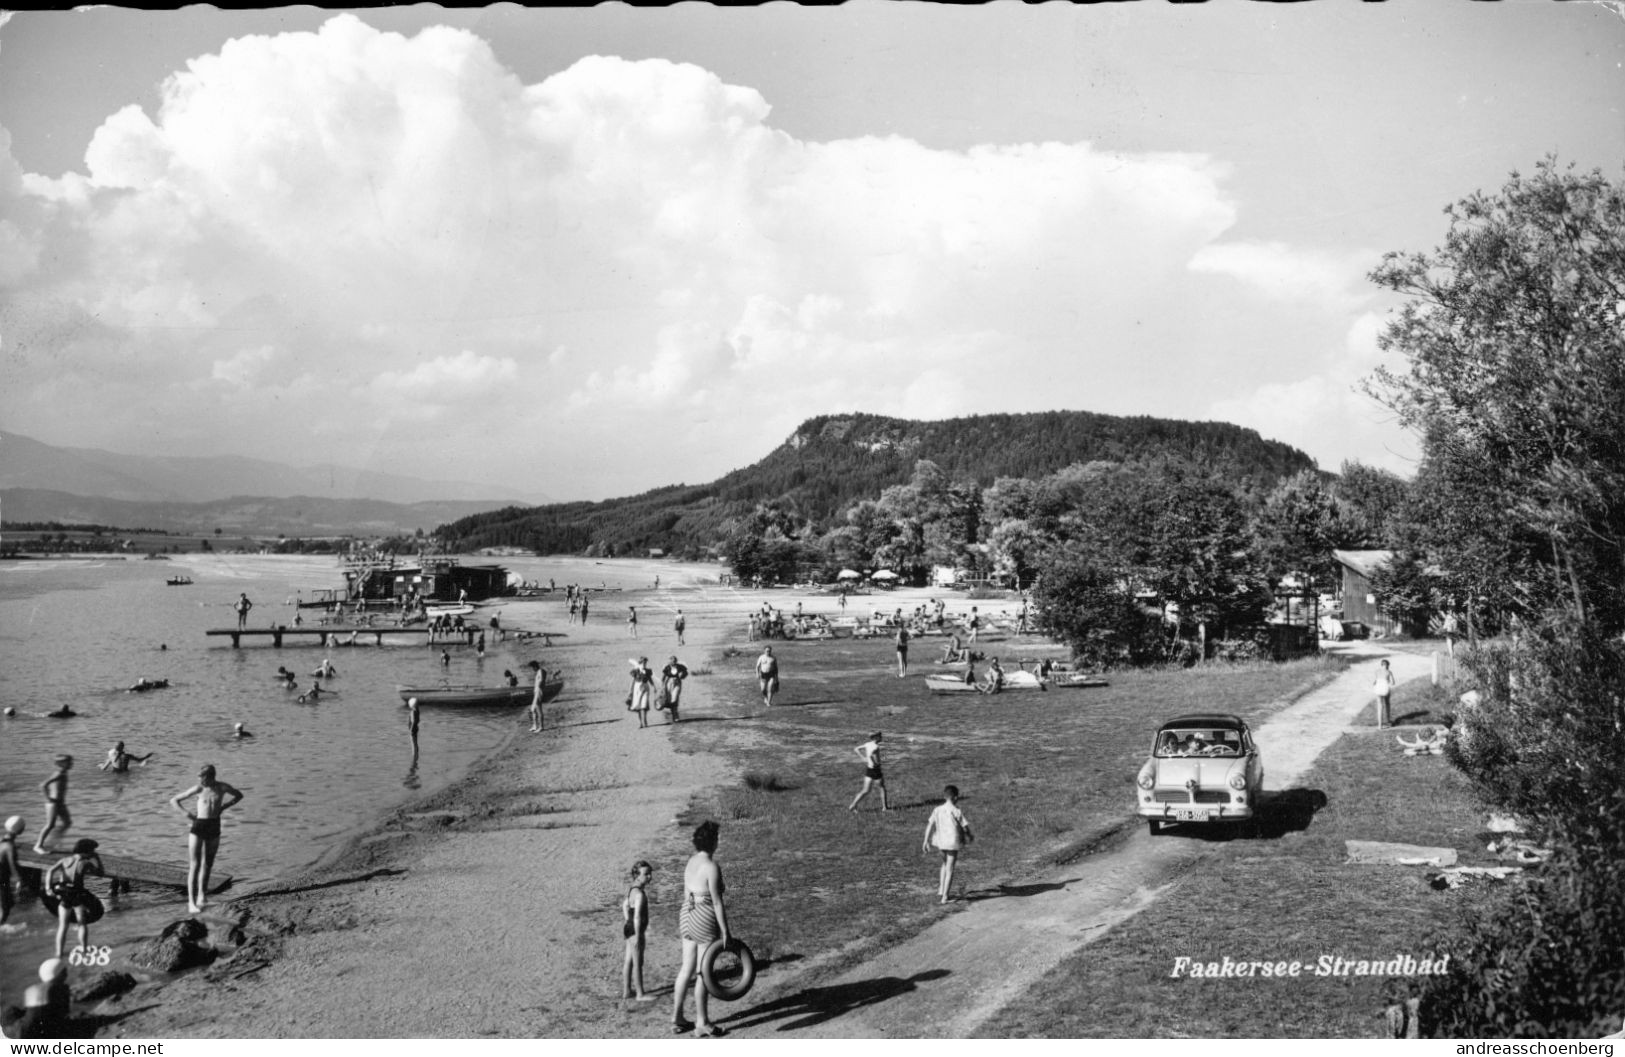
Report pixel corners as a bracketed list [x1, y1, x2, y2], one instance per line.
[672, 821, 730, 1037]
[621, 861, 654, 1001]
[923, 785, 973, 904]
[629, 658, 655, 728]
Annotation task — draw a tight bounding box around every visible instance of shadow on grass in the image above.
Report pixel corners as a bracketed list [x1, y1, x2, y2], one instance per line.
[723, 968, 952, 1033]
[962, 878, 1080, 902]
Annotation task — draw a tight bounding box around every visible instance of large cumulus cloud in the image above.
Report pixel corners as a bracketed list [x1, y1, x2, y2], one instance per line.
[0, 14, 1368, 498]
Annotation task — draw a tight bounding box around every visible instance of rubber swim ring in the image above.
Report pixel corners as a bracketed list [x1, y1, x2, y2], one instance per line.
[700, 937, 756, 1001]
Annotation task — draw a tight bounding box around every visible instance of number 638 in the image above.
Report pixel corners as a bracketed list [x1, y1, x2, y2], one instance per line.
[68, 946, 112, 967]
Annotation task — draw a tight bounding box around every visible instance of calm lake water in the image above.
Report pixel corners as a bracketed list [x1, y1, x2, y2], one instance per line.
[0, 552, 672, 1000]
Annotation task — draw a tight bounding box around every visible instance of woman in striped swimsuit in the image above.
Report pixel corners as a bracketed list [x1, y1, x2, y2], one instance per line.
[672, 820, 730, 1037]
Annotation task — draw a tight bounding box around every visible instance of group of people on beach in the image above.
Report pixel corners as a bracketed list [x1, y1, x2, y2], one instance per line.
[621, 774, 974, 1033]
[3, 753, 245, 959]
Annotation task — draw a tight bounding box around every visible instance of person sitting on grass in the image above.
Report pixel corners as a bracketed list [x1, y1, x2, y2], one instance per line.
[978, 657, 1005, 695]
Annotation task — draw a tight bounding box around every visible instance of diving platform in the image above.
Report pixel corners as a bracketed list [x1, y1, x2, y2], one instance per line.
[17, 848, 232, 894]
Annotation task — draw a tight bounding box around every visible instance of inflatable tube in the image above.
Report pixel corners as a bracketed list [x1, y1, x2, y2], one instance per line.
[700, 937, 756, 1001]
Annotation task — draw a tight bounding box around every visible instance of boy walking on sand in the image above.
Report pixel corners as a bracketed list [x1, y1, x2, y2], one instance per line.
[923, 785, 973, 904]
[849, 733, 890, 812]
[674, 609, 686, 645]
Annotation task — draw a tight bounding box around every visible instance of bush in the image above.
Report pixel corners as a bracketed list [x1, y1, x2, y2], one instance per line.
[1421, 613, 1625, 1036]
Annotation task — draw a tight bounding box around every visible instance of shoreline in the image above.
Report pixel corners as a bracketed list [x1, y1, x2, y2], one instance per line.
[88, 559, 762, 1038]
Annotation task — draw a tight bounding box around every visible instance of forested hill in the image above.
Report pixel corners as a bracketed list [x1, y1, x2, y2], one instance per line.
[438, 411, 1319, 557]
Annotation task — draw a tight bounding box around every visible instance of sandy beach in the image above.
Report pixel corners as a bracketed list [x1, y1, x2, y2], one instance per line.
[91, 559, 970, 1039]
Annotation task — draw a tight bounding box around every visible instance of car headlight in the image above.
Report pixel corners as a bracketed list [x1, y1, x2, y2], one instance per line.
[1137, 763, 1155, 790]
[1228, 772, 1247, 790]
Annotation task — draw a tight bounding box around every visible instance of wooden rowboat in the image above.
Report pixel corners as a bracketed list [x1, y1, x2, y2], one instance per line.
[923, 671, 1047, 695]
[398, 675, 562, 707]
[1052, 673, 1110, 688]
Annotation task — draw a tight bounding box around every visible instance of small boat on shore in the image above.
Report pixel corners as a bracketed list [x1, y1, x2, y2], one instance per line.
[923, 671, 1047, 695]
[398, 674, 563, 707]
[1053, 673, 1110, 689]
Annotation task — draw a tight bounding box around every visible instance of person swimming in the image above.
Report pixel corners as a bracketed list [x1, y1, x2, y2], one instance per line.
[99, 741, 153, 772]
[128, 678, 168, 692]
[232, 723, 252, 739]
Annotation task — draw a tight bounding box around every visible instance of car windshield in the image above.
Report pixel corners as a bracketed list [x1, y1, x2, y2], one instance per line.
[1155, 729, 1243, 757]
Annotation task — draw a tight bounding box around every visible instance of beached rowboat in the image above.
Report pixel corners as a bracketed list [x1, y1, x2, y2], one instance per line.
[398, 675, 562, 707]
[923, 671, 1047, 695]
[1052, 673, 1110, 689]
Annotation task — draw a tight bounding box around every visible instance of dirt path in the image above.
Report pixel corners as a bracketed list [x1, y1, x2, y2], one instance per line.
[718, 642, 1438, 1039]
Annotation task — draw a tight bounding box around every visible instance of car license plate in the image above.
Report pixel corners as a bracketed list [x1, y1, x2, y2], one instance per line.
[1174, 809, 1208, 822]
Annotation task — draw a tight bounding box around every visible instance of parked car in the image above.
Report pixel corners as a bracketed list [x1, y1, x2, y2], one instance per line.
[1136, 713, 1264, 834]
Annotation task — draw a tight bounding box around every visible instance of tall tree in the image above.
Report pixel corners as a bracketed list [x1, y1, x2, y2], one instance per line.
[1369, 159, 1625, 629]
[1253, 469, 1341, 591]
[1371, 161, 1625, 1037]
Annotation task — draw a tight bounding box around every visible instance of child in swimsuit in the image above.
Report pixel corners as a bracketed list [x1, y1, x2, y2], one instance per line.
[621, 861, 654, 1001]
[46, 838, 104, 957]
[34, 757, 72, 854]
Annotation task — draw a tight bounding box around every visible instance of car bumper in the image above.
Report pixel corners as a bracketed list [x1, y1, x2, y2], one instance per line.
[1137, 799, 1254, 823]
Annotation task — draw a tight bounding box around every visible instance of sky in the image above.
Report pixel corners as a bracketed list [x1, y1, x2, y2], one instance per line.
[2, 3, 1622, 502]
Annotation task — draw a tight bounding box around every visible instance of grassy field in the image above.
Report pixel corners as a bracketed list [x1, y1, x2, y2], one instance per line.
[668, 630, 1350, 985]
[974, 711, 1497, 1037]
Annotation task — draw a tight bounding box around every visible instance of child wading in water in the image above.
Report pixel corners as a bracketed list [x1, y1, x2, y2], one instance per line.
[922, 784, 973, 904]
[621, 861, 655, 1001]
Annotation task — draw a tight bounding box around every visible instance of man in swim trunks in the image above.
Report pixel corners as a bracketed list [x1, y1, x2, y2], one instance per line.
[895, 624, 910, 678]
[235, 593, 253, 630]
[848, 732, 890, 812]
[170, 764, 244, 914]
[407, 697, 421, 752]
[674, 609, 686, 645]
[756, 646, 779, 708]
[628, 605, 639, 638]
[35, 756, 72, 854]
[527, 661, 546, 733]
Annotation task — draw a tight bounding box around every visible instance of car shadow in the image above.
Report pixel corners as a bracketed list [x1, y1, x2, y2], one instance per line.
[1155, 789, 1329, 842]
[721, 969, 952, 1033]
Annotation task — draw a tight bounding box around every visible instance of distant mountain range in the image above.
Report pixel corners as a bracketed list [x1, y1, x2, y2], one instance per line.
[0, 488, 523, 538]
[439, 410, 1320, 557]
[0, 431, 547, 537]
[0, 431, 548, 506]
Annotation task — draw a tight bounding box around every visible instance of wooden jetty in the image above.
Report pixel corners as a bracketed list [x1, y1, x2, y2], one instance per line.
[17, 848, 231, 895]
[207, 625, 434, 648]
[207, 625, 558, 648]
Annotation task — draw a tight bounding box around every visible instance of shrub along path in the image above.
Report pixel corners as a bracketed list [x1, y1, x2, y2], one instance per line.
[719, 641, 1436, 1039]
